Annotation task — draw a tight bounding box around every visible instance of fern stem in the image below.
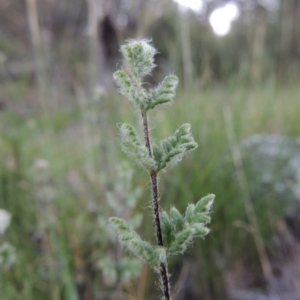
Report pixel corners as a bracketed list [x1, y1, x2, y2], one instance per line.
[141, 111, 171, 300]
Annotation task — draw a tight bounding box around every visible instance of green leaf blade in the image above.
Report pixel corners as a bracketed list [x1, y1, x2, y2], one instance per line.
[156, 124, 198, 172]
[118, 123, 156, 171]
[185, 204, 195, 223]
[147, 75, 179, 110]
[194, 194, 215, 214]
[170, 207, 185, 233]
[193, 224, 210, 237]
[109, 217, 162, 271]
[168, 228, 194, 255]
[190, 213, 211, 224]
[121, 39, 157, 78]
[161, 211, 174, 248]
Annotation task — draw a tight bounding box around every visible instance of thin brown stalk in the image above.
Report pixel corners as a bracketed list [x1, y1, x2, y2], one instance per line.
[141, 111, 171, 300]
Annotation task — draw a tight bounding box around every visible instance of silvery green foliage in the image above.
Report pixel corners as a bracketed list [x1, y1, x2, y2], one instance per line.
[98, 257, 141, 286]
[113, 40, 178, 113]
[153, 124, 198, 172]
[0, 209, 11, 235]
[118, 123, 156, 171]
[110, 217, 166, 271]
[115, 40, 197, 172]
[110, 194, 214, 273]
[161, 194, 215, 255]
[147, 75, 178, 110]
[0, 208, 15, 272]
[98, 162, 143, 286]
[121, 39, 156, 78]
[31, 159, 56, 204]
[110, 39, 214, 298]
[0, 242, 15, 271]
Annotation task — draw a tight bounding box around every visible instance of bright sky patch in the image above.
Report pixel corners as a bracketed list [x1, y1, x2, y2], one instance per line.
[173, 0, 240, 36]
[209, 3, 240, 36]
[173, 0, 203, 12]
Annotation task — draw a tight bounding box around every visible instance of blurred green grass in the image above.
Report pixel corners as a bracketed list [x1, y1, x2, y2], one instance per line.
[0, 81, 300, 299]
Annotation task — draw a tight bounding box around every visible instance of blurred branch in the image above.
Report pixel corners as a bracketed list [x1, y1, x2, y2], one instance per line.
[222, 104, 273, 282]
[135, 0, 169, 38]
[87, 0, 99, 95]
[26, 0, 48, 112]
[229, 288, 300, 300]
[180, 12, 193, 88]
[251, 7, 267, 82]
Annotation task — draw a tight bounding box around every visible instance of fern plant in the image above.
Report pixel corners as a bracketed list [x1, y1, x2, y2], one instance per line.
[109, 39, 215, 300]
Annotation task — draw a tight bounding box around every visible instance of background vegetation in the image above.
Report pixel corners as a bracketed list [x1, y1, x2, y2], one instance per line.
[0, 0, 300, 299]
